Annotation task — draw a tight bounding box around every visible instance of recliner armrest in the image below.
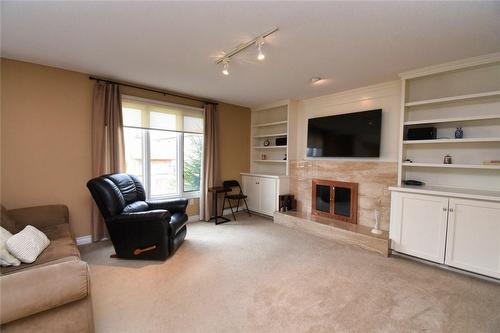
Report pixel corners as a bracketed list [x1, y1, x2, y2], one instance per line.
[147, 199, 188, 214]
[108, 210, 171, 224]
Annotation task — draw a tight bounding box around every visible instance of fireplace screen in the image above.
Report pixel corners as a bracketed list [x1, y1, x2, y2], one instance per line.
[312, 179, 358, 224]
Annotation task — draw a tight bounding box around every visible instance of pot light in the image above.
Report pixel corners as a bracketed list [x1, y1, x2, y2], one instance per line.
[311, 77, 322, 84]
[222, 60, 229, 75]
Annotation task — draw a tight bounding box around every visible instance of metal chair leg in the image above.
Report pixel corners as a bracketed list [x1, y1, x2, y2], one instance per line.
[243, 198, 251, 216]
[228, 199, 237, 220]
[236, 198, 241, 213]
[221, 195, 226, 217]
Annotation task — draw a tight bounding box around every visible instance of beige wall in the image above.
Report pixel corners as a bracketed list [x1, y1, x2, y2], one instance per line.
[1, 58, 251, 237]
[1, 59, 94, 237]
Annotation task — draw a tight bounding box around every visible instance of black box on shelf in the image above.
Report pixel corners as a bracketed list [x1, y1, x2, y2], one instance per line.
[276, 137, 287, 146]
[407, 127, 437, 140]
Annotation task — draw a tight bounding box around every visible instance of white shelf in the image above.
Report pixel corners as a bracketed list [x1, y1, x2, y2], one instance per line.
[402, 162, 500, 170]
[252, 146, 287, 149]
[389, 185, 500, 202]
[404, 114, 500, 126]
[252, 133, 287, 138]
[403, 137, 500, 144]
[252, 121, 287, 128]
[252, 160, 287, 163]
[405, 90, 500, 107]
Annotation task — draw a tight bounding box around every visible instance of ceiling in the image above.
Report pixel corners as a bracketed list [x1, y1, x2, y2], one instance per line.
[2, 1, 500, 107]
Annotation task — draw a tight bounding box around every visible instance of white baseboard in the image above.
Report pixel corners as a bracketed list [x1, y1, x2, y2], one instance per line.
[75, 235, 92, 246]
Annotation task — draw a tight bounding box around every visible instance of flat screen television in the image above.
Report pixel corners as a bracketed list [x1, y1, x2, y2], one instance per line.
[306, 109, 382, 158]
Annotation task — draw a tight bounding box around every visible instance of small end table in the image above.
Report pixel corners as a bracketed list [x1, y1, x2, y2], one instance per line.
[208, 186, 232, 225]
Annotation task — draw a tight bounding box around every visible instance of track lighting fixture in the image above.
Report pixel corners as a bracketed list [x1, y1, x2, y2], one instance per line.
[222, 59, 229, 75]
[216, 27, 278, 75]
[257, 38, 265, 61]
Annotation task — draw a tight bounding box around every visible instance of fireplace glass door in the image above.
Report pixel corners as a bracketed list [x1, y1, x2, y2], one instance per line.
[315, 184, 331, 213]
[334, 187, 351, 217]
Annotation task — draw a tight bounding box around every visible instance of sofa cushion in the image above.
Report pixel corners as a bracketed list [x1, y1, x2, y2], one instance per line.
[0, 227, 21, 267]
[7, 226, 50, 264]
[0, 257, 90, 325]
[0, 224, 80, 275]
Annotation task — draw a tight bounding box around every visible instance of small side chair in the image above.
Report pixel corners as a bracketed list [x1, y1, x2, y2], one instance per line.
[221, 180, 251, 221]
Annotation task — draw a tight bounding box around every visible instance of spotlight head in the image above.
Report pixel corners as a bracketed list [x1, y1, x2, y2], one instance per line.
[256, 39, 265, 61]
[222, 60, 229, 75]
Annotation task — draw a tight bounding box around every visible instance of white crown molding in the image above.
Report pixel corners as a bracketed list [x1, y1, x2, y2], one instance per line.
[399, 52, 500, 79]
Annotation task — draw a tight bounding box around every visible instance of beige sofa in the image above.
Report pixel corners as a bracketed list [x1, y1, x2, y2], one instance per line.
[0, 205, 94, 333]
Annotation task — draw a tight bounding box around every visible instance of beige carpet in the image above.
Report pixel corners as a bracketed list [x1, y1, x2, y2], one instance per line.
[80, 214, 500, 333]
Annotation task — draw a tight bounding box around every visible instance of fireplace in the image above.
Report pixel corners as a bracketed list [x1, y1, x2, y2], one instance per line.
[311, 179, 358, 224]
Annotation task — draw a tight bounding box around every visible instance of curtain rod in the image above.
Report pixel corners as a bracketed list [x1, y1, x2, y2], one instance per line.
[89, 76, 218, 105]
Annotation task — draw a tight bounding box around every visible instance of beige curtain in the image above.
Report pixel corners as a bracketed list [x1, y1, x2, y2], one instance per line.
[91, 82, 126, 241]
[200, 103, 220, 221]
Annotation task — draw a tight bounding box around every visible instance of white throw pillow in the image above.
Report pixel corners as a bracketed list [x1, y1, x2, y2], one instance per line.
[6, 225, 50, 264]
[0, 226, 21, 266]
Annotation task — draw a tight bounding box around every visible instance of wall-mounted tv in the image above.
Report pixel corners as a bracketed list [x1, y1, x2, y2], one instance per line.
[306, 109, 382, 158]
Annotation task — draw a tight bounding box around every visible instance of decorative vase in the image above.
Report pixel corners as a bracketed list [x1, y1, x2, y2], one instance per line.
[455, 127, 463, 139]
[371, 209, 382, 235]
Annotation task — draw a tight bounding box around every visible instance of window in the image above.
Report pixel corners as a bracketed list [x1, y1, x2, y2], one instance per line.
[122, 97, 203, 199]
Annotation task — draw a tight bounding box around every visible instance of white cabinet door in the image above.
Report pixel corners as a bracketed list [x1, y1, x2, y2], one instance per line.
[259, 177, 277, 216]
[242, 176, 260, 212]
[390, 192, 449, 263]
[445, 199, 500, 279]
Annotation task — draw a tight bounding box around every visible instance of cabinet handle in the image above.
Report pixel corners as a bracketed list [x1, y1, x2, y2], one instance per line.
[449, 208, 454, 213]
[443, 207, 447, 212]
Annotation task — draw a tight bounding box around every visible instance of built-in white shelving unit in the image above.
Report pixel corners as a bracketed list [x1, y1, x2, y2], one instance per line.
[249, 100, 297, 176]
[389, 54, 500, 279]
[395, 53, 500, 199]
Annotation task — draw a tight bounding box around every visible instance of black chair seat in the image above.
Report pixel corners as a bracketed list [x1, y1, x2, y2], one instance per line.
[226, 194, 247, 200]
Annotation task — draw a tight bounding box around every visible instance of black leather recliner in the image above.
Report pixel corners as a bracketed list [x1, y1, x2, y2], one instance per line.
[86, 173, 188, 260]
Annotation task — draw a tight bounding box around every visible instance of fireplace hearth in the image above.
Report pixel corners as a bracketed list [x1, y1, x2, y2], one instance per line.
[311, 179, 358, 224]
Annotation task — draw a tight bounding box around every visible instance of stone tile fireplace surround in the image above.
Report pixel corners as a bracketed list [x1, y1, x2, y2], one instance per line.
[289, 160, 398, 231]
